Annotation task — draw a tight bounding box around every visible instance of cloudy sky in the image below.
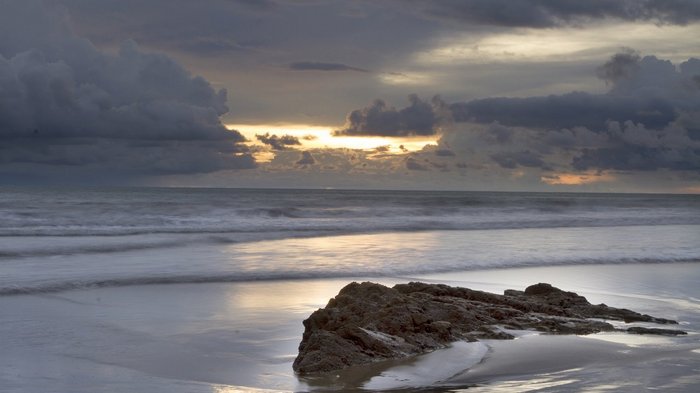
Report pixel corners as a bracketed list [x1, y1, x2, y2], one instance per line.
[1, 0, 700, 192]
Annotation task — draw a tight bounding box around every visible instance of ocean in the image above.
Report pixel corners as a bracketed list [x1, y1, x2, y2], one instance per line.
[1, 187, 699, 392]
[2, 187, 700, 294]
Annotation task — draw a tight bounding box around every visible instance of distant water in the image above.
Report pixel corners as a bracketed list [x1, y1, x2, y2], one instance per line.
[1, 187, 699, 295]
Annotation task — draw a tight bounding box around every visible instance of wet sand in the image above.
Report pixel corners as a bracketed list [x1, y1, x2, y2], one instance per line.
[1, 262, 699, 392]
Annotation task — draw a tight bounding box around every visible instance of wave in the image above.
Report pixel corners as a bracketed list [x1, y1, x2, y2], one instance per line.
[0, 231, 335, 259]
[2, 218, 700, 260]
[1, 214, 699, 238]
[3, 257, 699, 297]
[2, 190, 699, 247]
[3, 189, 699, 297]
[0, 240, 192, 259]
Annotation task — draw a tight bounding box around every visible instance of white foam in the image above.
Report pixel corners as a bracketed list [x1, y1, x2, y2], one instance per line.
[2, 226, 700, 295]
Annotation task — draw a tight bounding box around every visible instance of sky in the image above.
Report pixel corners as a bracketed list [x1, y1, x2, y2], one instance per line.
[1, 0, 700, 192]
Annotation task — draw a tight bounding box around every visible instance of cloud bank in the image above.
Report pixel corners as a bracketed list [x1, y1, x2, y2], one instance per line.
[0, 1, 253, 184]
[336, 51, 700, 184]
[406, 0, 700, 28]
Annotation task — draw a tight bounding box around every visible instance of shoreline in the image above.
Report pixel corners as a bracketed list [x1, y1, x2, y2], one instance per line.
[2, 262, 699, 392]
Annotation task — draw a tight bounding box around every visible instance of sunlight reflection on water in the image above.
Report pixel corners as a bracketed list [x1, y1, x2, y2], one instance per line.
[222, 225, 700, 279]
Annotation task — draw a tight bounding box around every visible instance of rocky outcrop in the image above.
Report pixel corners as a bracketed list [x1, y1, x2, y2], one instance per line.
[293, 282, 685, 374]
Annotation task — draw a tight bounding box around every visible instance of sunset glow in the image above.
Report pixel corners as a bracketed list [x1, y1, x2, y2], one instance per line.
[415, 23, 700, 65]
[679, 185, 700, 194]
[228, 123, 438, 153]
[541, 171, 616, 186]
[3, 1, 699, 192]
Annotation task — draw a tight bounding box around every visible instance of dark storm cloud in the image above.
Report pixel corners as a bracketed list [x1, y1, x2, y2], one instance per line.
[335, 95, 446, 137]
[405, 0, 700, 28]
[451, 53, 699, 130]
[471, 117, 700, 173]
[289, 62, 369, 73]
[342, 52, 698, 140]
[596, 49, 641, 85]
[329, 51, 699, 176]
[296, 151, 316, 165]
[450, 91, 677, 130]
[0, 139, 255, 176]
[52, 0, 277, 46]
[680, 58, 700, 79]
[0, 1, 254, 182]
[396, 52, 700, 175]
[490, 150, 548, 170]
[54, 0, 433, 63]
[42, 0, 700, 135]
[573, 147, 700, 171]
[52, 0, 448, 125]
[256, 133, 302, 150]
[561, 118, 700, 171]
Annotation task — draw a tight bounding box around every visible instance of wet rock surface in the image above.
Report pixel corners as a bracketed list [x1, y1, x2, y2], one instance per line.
[627, 326, 688, 335]
[293, 282, 686, 374]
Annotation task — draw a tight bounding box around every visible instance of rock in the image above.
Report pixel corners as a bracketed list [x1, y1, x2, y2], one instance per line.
[292, 281, 684, 374]
[627, 326, 688, 335]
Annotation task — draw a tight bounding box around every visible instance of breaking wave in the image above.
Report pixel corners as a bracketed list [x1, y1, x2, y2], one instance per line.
[2, 188, 699, 296]
[2, 256, 699, 296]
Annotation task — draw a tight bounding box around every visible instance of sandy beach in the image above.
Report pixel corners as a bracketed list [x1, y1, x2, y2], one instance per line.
[2, 262, 699, 392]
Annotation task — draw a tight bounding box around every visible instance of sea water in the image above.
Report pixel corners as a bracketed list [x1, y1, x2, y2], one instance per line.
[1, 187, 699, 392]
[1, 187, 699, 294]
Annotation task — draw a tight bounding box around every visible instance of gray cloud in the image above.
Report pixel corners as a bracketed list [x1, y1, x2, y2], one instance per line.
[680, 58, 700, 80]
[41, 0, 700, 133]
[341, 52, 697, 139]
[410, 52, 700, 176]
[331, 51, 700, 177]
[405, 157, 428, 171]
[573, 147, 700, 171]
[596, 49, 641, 85]
[450, 91, 677, 130]
[256, 133, 302, 150]
[565, 119, 700, 171]
[435, 149, 455, 157]
[296, 151, 316, 165]
[405, 0, 700, 28]
[428, 160, 449, 171]
[491, 150, 549, 170]
[289, 61, 369, 73]
[335, 95, 446, 137]
[0, 1, 253, 183]
[451, 53, 699, 130]
[481, 122, 515, 145]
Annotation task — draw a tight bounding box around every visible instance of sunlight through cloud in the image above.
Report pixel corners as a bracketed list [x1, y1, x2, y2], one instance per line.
[415, 23, 700, 64]
[541, 171, 616, 186]
[228, 124, 437, 156]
